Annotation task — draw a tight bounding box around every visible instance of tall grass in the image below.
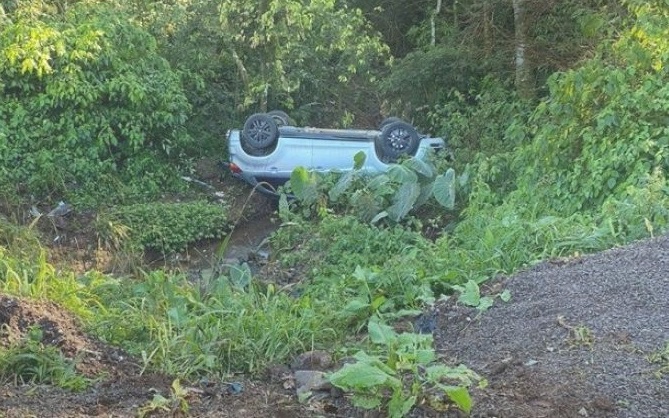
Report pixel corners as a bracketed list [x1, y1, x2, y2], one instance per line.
[92, 270, 341, 376]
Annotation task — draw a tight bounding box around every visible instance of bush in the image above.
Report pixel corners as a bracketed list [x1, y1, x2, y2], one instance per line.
[0, 3, 192, 204]
[96, 201, 229, 254]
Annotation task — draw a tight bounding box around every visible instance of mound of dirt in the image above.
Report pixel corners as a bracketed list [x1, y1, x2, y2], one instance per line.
[0, 295, 315, 418]
[434, 235, 669, 418]
[0, 295, 133, 377]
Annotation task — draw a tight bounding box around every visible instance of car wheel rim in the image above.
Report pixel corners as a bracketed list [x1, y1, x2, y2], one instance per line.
[388, 128, 410, 150]
[249, 120, 272, 144]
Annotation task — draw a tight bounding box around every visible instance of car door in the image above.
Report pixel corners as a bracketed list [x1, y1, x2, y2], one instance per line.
[311, 129, 374, 173]
[264, 132, 313, 178]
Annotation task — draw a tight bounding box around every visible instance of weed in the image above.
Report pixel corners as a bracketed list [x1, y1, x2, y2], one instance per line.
[334, 266, 433, 331]
[452, 280, 511, 313]
[557, 316, 595, 348]
[272, 214, 431, 281]
[0, 326, 91, 391]
[0, 248, 103, 321]
[281, 152, 456, 224]
[647, 342, 669, 378]
[137, 379, 191, 418]
[92, 270, 340, 375]
[329, 318, 483, 417]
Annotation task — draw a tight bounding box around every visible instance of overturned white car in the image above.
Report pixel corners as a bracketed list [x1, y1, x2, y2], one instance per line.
[226, 111, 446, 195]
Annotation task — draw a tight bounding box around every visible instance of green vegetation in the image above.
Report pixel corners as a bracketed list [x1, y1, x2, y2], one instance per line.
[137, 379, 191, 418]
[648, 342, 669, 378]
[1, 0, 668, 416]
[0, 2, 192, 205]
[96, 201, 230, 254]
[0, 235, 103, 321]
[0, 325, 91, 391]
[282, 152, 456, 223]
[91, 270, 341, 375]
[329, 318, 482, 416]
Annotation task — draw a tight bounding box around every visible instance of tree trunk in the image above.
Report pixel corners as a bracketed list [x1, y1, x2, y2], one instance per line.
[512, 0, 534, 99]
[431, 0, 442, 46]
[483, 0, 492, 57]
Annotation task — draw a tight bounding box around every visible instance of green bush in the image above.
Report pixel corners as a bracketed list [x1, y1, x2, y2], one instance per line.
[96, 201, 229, 254]
[429, 2, 669, 289]
[281, 153, 456, 224]
[0, 3, 192, 204]
[505, 2, 669, 215]
[273, 214, 430, 278]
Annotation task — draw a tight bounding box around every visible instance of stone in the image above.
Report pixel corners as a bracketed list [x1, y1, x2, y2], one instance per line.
[293, 370, 331, 397]
[291, 350, 332, 371]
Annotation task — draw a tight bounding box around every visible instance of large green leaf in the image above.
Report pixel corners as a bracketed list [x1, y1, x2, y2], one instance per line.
[368, 319, 398, 345]
[388, 392, 416, 418]
[329, 361, 399, 390]
[433, 168, 456, 209]
[353, 151, 367, 169]
[387, 164, 418, 184]
[329, 170, 357, 201]
[402, 157, 434, 178]
[415, 182, 434, 208]
[445, 386, 473, 413]
[290, 166, 319, 204]
[386, 182, 420, 222]
[367, 173, 390, 189]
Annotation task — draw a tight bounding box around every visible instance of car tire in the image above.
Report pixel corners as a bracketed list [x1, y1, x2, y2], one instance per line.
[379, 117, 404, 130]
[267, 110, 293, 126]
[377, 121, 420, 160]
[242, 113, 279, 149]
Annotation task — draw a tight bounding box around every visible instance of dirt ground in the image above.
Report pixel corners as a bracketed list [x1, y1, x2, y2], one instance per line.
[433, 235, 669, 418]
[1, 164, 668, 417]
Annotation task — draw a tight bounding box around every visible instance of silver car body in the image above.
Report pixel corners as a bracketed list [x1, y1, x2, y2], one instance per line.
[228, 126, 446, 189]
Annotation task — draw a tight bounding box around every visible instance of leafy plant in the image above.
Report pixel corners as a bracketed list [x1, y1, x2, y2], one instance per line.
[452, 280, 511, 312]
[0, 2, 192, 204]
[282, 152, 456, 224]
[329, 318, 482, 416]
[91, 269, 340, 376]
[272, 214, 434, 282]
[218, 0, 389, 125]
[0, 248, 103, 321]
[96, 201, 230, 254]
[337, 266, 433, 330]
[0, 325, 91, 391]
[647, 341, 669, 379]
[557, 316, 595, 349]
[137, 379, 191, 418]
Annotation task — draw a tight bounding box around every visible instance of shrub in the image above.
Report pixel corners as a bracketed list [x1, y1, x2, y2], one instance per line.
[96, 201, 229, 254]
[0, 3, 192, 204]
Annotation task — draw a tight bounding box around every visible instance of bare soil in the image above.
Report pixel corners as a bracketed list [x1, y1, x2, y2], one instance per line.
[2, 162, 668, 417]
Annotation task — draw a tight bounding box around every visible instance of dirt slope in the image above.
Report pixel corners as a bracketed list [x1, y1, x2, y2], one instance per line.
[434, 234, 669, 417]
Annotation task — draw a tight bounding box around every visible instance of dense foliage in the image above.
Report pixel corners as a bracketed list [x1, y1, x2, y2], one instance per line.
[97, 201, 230, 254]
[0, 3, 192, 204]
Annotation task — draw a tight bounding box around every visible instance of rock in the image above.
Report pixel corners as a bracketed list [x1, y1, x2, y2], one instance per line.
[293, 370, 331, 398]
[265, 364, 292, 383]
[291, 350, 332, 371]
